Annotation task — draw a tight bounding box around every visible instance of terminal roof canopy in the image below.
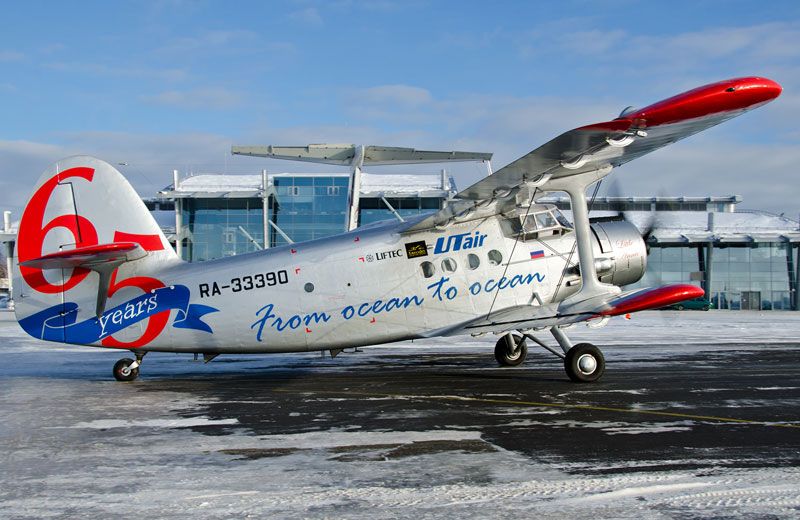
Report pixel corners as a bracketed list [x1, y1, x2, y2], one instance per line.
[231, 144, 492, 166]
[158, 172, 453, 199]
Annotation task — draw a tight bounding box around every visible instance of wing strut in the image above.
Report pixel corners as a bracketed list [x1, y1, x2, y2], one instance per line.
[558, 165, 620, 304]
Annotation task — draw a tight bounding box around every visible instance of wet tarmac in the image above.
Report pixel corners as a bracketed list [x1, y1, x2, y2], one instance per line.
[161, 347, 800, 473]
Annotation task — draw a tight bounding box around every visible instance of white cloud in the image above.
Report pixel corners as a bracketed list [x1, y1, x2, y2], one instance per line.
[552, 21, 800, 72]
[359, 85, 433, 107]
[607, 139, 800, 215]
[0, 139, 80, 217]
[158, 29, 261, 55]
[42, 62, 189, 82]
[0, 49, 24, 62]
[343, 85, 437, 123]
[287, 7, 324, 26]
[139, 87, 244, 110]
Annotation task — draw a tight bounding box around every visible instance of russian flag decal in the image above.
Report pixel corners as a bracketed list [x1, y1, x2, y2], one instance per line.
[530, 250, 544, 259]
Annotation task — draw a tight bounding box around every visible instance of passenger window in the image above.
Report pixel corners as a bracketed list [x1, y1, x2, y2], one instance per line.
[420, 261, 436, 278]
[441, 257, 457, 273]
[488, 250, 503, 266]
[467, 253, 480, 270]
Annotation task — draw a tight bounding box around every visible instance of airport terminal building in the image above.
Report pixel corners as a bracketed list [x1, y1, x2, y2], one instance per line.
[544, 196, 800, 311]
[146, 167, 800, 312]
[3, 159, 798, 312]
[154, 169, 455, 262]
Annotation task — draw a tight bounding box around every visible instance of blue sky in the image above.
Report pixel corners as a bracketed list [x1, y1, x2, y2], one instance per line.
[2, 0, 799, 216]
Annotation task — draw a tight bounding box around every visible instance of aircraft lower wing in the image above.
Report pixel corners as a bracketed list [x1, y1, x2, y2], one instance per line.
[404, 77, 781, 232]
[443, 284, 705, 336]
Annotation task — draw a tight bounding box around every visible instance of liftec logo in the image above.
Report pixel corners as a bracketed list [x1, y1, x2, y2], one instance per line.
[433, 232, 487, 254]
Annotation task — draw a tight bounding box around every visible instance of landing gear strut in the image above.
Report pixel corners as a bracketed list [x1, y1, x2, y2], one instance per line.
[494, 326, 606, 382]
[113, 351, 146, 382]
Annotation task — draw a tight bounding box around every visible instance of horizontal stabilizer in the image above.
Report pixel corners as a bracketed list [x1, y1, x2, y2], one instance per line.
[21, 242, 149, 318]
[19, 242, 147, 270]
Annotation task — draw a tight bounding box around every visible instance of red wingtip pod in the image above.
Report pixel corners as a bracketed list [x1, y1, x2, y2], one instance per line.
[623, 76, 782, 128]
[600, 284, 707, 317]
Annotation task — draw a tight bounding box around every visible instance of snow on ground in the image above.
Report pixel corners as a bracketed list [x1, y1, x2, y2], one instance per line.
[1, 310, 800, 518]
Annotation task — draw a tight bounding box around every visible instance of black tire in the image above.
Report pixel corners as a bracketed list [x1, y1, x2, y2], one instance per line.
[702, 305, 710, 311]
[113, 358, 139, 382]
[564, 343, 605, 383]
[494, 334, 527, 367]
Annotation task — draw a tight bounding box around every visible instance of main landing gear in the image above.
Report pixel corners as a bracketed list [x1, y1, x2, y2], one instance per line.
[113, 351, 146, 382]
[494, 334, 527, 366]
[494, 327, 605, 383]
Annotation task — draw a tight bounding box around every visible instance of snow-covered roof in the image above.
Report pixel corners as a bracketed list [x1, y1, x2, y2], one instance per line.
[620, 211, 800, 244]
[360, 172, 448, 195]
[174, 174, 264, 193]
[160, 171, 453, 198]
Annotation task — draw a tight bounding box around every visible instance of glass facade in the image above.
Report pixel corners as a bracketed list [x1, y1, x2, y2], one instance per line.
[170, 177, 799, 312]
[358, 197, 442, 227]
[709, 244, 795, 310]
[177, 174, 445, 261]
[270, 175, 350, 246]
[628, 244, 798, 311]
[180, 198, 265, 262]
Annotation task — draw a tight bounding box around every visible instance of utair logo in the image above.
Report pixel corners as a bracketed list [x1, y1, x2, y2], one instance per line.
[433, 231, 488, 254]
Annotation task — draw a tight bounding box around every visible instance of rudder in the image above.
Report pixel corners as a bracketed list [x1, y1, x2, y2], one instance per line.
[12, 156, 179, 346]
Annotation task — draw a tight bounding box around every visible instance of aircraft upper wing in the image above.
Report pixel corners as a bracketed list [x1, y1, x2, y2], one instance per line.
[403, 77, 781, 231]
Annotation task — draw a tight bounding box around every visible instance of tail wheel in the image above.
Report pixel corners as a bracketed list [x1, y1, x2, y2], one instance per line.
[113, 358, 139, 382]
[494, 334, 528, 367]
[564, 343, 605, 383]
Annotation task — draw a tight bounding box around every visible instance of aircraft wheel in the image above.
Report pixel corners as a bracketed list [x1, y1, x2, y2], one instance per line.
[494, 334, 527, 367]
[113, 358, 139, 382]
[564, 343, 604, 383]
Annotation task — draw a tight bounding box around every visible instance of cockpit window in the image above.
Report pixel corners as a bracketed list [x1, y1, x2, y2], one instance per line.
[535, 212, 557, 230]
[501, 206, 572, 241]
[522, 215, 537, 232]
[552, 208, 572, 229]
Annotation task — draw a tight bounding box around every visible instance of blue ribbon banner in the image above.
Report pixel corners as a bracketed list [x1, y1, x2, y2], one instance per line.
[19, 284, 218, 344]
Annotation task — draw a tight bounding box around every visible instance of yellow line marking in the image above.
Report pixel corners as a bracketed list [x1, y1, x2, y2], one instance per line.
[271, 388, 800, 429]
[185, 491, 259, 500]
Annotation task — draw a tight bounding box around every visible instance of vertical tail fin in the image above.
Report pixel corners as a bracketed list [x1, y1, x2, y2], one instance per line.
[13, 156, 179, 346]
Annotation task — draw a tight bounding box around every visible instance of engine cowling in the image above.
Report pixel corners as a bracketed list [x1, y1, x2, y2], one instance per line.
[590, 221, 648, 286]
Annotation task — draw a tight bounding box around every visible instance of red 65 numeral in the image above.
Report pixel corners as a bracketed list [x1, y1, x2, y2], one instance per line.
[17, 168, 98, 293]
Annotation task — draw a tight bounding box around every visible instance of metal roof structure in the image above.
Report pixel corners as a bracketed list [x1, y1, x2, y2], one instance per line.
[156, 171, 455, 200]
[621, 211, 800, 245]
